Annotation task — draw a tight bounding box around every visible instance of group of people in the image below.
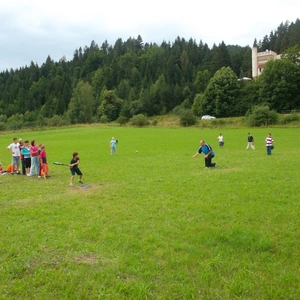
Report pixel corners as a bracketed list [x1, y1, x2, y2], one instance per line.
[2, 133, 275, 183]
[3, 138, 49, 178]
[2, 137, 84, 186]
[193, 132, 275, 168]
[246, 132, 274, 155]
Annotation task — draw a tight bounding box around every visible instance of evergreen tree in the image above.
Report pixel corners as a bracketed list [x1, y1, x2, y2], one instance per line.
[257, 59, 300, 111]
[68, 81, 95, 123]
[204, 67, 240, 117]
[97, 90, 123, 121]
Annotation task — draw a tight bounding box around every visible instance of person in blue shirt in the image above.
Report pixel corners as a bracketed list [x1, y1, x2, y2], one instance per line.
[20, 140, 31, 175]
[193, 140, 216, 168]
[110, 137, 117, 155]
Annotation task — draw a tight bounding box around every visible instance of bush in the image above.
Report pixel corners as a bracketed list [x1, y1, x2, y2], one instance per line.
[179, 110, 197, 127]
[48, 115, 70, 127]
[116, 116, 127, 126]
[130, 114, 149, 127]
[281, 111, 300, 124]
[151, 119, 158, 126]
[211, 119, 226, 127]
[100, 115, 109, 124]
[246, 106, 279, 127]
[172, 106, 185, 116]
[0, 114, 7, 122]
[0, 122, 6, 131]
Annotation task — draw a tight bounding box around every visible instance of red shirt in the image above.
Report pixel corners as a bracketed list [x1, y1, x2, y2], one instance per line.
[40, 151, 47, 163]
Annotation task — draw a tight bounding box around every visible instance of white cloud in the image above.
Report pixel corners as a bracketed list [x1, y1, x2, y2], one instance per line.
[0, 0, 299, 70]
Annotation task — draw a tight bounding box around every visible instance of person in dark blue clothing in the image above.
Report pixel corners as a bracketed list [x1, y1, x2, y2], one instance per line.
[193, 140, 216, 168]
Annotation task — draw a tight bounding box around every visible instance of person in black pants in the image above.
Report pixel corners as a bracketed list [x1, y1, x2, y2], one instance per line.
[193, 140, 216, 168]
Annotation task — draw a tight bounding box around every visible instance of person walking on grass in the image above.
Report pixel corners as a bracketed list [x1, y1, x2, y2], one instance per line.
[69, 152, 83, 186]
[265, 133, 274, 155]
[193, 140, 216, 168]
[246, 133, 255, 150]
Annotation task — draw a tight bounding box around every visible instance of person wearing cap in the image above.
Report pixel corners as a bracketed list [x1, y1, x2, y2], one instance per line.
[7, 137, 21, 174]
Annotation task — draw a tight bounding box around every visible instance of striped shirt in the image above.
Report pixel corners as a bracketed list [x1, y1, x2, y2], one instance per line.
[265, 137, 273, 146]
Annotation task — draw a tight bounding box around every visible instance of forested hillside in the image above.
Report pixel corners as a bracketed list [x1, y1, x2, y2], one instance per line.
[0, 19, 299, 128]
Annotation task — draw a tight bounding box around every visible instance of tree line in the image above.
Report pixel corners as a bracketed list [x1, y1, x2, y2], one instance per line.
[0, 19, 299, 129]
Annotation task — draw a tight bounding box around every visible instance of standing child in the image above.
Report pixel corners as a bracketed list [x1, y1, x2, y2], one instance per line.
[21, 140, 31, 175]
[29, 140, 39, 176]
[7, 137, 21, 174]
[39, 145, 49, 179]
[246, 133, 255, 150]
[19, 139, 26, 175]
[217, 133, 224, 148]
[110, 137, 117, 155]
[265, 133, 274, 155]
[69, 152, 83, 186]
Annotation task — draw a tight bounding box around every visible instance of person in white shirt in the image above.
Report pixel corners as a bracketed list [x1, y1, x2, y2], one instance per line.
[7, 137, 21, 174]
[217, 133, 224, 148]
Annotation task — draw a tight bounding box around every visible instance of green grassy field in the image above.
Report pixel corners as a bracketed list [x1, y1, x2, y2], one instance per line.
[0, 125, 299, 299]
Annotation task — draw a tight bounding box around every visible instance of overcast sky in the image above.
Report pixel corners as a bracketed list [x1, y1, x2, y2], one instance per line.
[0, 0, 299, 71]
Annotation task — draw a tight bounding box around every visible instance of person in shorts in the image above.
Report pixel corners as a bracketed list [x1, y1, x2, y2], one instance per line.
[217, 133, 224, 148]
[21, 140, 31, 175]
[69, 152, 83, 186]
[7, 137, 21, 174]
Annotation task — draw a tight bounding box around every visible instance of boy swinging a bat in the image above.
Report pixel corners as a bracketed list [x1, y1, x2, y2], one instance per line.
[69, 152, 83, 186]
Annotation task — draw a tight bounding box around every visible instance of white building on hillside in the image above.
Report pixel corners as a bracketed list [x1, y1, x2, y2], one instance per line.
[252, 47, 281, 78]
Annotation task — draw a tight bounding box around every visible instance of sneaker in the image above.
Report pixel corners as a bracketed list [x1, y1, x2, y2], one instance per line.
[78, 180, 84, 184]
[70, 183, 73, 186]
[38, 176, 41, 178]
[27, 174, 31, 176]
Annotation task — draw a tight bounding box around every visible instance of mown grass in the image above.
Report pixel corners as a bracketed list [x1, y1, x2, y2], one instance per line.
[0, 126, 299, 299]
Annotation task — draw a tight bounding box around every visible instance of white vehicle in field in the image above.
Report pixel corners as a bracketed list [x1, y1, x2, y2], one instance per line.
[201, 115, 216, 120]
